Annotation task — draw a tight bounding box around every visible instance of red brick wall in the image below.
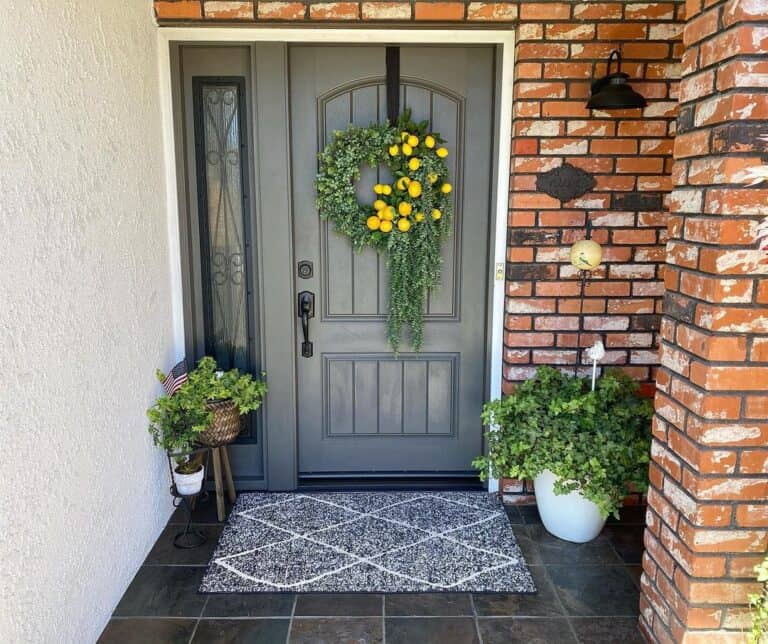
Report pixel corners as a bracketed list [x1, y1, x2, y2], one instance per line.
[640, 0, 768, 641]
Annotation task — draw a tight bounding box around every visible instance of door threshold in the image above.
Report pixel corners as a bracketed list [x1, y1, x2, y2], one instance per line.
[297, 476, 484, 492]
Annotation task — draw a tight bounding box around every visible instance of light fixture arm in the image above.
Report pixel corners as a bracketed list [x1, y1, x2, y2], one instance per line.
[606, 50, 622, 76]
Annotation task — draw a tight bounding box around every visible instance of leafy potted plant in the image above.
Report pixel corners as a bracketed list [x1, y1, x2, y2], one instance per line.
[749, 555, 768, 644]
[148, 357, 267, 495]
[474, 366, 652, 542]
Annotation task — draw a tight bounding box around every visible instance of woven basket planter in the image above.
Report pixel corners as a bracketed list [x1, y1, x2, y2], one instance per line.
[198, 399, 242, 447]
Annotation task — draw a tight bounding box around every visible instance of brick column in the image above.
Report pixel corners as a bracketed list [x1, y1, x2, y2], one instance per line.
[640, 0, 768, 641]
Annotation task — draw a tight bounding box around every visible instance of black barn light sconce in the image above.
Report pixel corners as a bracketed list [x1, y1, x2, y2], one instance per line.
[586, 50, 647, 110]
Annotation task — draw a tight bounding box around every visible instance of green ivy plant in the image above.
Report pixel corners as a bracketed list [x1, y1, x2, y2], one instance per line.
[316, 109, 453, 352]
[473, 366, 653, 519]
[750, 555, 768, 644]
[147, 357, 267, 472]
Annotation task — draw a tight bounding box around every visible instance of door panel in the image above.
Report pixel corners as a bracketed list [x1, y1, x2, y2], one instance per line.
[178, 46, 265, 486]
[290, 46, 495, 477]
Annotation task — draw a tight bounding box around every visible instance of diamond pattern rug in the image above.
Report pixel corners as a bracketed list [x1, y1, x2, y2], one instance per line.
[200, 492, 536, 593]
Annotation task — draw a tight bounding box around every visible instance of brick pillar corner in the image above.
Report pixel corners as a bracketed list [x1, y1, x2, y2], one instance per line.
[640, 0, 768, 641]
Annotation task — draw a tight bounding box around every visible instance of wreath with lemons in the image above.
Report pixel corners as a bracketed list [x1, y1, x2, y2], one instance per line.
[316, 110, 453, 352]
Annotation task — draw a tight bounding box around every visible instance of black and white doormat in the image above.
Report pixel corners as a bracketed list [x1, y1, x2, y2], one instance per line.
[200, 492, 536, 593]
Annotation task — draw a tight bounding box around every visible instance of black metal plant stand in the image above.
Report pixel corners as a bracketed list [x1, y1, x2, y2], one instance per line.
[168, 447, 211, 549]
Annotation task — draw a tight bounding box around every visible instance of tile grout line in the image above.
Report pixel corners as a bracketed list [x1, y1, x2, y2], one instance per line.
[284, 594, 297, 644]
[187, 595, 209, 644]
[545, 564, 583, 644]
[469, 593, 484, 644]
[382, 594, 386, 644]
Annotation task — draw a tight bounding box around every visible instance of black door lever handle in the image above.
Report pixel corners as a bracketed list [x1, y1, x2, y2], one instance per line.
[298, 291, 315, 358]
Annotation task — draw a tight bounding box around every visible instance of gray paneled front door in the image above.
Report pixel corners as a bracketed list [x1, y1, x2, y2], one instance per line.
[289, 46, 495, 479]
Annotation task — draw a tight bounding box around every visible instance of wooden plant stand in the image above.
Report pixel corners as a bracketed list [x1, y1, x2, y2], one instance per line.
[211, 445, 237, 521]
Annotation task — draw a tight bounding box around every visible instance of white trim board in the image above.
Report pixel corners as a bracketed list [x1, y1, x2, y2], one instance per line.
[157, 28, 515, 493]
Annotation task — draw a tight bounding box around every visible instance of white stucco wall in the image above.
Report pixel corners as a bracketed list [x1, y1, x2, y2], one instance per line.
[0, 2, 174, 642]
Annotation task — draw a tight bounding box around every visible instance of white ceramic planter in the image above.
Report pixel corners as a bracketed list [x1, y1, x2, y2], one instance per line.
[534, 469, 606, 543]
[173, 465, 205, 496]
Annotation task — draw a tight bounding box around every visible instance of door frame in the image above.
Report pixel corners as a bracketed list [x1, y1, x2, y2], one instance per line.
[158, 28, 515, 493]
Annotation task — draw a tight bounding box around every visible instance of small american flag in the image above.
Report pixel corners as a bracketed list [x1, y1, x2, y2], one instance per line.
[163, 359, 188, 397]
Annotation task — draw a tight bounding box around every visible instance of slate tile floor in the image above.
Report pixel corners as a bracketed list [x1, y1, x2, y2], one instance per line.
[99, 501, 647, 644]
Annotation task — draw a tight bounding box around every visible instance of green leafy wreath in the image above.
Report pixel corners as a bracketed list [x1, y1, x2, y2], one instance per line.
[316, 109, 454, 352]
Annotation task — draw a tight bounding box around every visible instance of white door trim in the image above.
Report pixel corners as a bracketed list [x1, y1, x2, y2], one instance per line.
[157, 27, 515, 493]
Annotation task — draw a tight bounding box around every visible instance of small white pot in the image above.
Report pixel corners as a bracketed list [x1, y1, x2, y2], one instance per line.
[534, 469, 607, 543]
[173, 465, 205, 496]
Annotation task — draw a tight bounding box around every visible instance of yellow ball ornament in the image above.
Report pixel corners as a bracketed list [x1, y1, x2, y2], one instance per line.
[427, 173, 438, 184]
[436, 147, 448, 158]
[407, 135, 419, 147]
[401, 143, 413, 156]
[424, 135, 436, 148]
[398, 202, 413, 216]
[373, 199, 386, 211]
[569, 239, 603, 271]
[441, 183, 452, 194]
[414, 212, 425, 222]
[408, 158, 421, 171]
[367, 215, 381, 230]
[431, 209, 442, 220]
[397, 218, 412, 232]
[379, 220, 393, 233]
[389, 144, 400, 156]
[381, 185, 392, 196]
[381, 206, 395, 221]
[396, 177, 410, 191]
[408, 181, 422, 198]
[373, 184, 384, 195]
[400, 131, 409, 141]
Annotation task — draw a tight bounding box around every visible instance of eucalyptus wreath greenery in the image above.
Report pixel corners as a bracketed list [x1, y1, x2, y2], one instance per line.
[316, 109, 453, 352]
[473, 366, 653, 519]
[147, 357, 267, 472]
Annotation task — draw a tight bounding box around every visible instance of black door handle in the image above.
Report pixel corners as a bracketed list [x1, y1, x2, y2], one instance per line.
[298, 291, 315, 358]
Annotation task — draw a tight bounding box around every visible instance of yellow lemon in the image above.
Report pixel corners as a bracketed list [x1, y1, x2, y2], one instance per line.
[431, 208, 442, 220]
[379, 219, 393, 233]
[381, 185, 392, 196]
[414, 212, 425, 222]
[398, 201, 413, 216]
[373, 199, 386, 211]
[436, 147, 448, 158]
[389, 144, 400, 156]
[427, 173, 438, 184]
[401, 143, 413, 156]
[424, 135, 436, 148]
[408, 181, 422, 198]
[381, 206, 395, 221]
[441, 182, 452, 194]
[400, 131, 409, 141]
[367, 215, 381, 230]
[408, 158, 421, 172]
[396, 176, 411, 191]
[397, 218, 412, 232]
[407, 135, 419, 147]
[373, 184, 384, 195]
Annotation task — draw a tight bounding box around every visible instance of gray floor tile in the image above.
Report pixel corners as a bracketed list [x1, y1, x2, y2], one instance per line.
[511, 526, 543, 565]
[570, 616, 645, 643]
[518, 505, 542, 524]
[144, 525, 223, 565]
[97, 618, 195, 643]
[504, 506, 524, 525]
[602, 524, 645, 564]
[526, 524, 622, 565]
[548, 565, 640, 616]
[193, 618, 290, 643]
[289, 617, 382, 643]
[294, 593, 383, 616]
[385, 617, 479, 644]
[479, 617, 577, 643]
[202, 593, 295, 617]
[113, 566, 207, 617]
[472, 566, 564, 617]
[386, 593, 473, 616]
